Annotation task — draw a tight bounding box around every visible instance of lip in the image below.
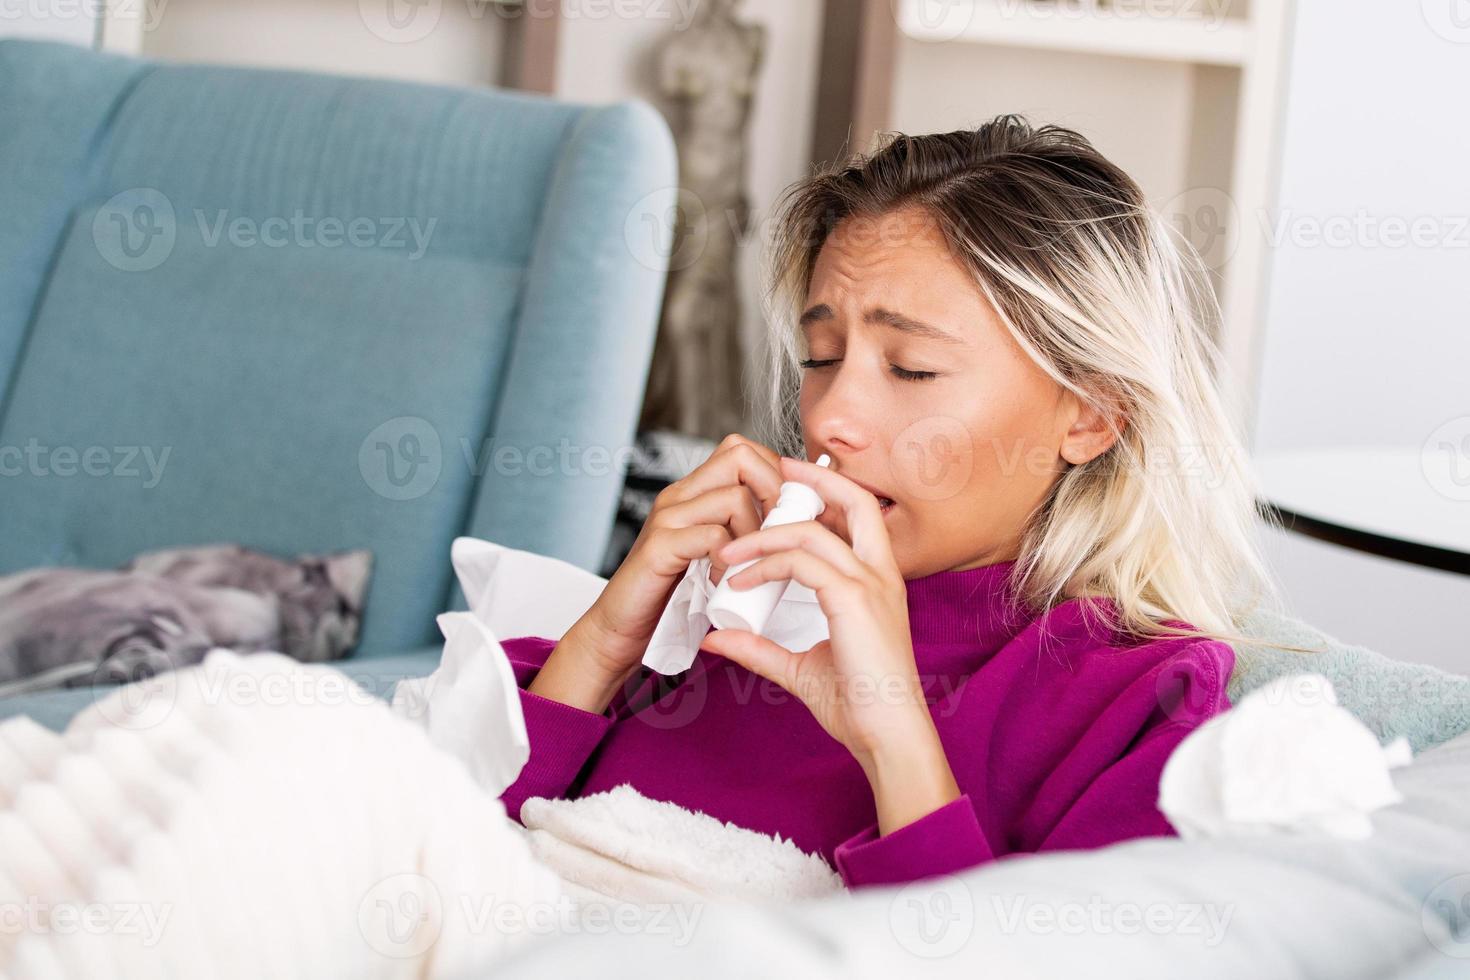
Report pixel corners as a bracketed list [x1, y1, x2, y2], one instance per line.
[833, 472, 897, 510]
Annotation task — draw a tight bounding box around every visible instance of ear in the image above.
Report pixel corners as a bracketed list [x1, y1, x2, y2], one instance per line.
[1059, 391, 1125, 466]
[323, 550, 374, 611]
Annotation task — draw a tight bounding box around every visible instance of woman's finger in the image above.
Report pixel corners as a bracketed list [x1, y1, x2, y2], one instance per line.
[663, 435, 785, 515]
[777, 456, 900, 577]
[699, 628, 801, 696]
[717, 519, 867, 580]
[725, 548, 867, 617]
[653, 483, 763, 538]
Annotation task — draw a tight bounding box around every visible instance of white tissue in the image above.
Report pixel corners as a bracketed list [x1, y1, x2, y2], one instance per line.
[1159, 673, 1412, 841]
[641, 556, 832, 675]
[392, 611, 528, 798]
[390, 535, 608, 799]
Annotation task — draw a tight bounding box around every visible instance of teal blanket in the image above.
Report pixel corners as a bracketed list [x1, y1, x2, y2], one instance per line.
[1229, 605, 1470, 753]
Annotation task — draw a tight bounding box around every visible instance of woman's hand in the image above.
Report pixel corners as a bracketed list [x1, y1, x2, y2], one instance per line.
[529, 433, 785, 715]
[697, 456, 962, 833]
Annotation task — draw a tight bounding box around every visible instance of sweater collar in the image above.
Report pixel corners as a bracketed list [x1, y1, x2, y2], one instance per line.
[903, 558, 1031, 648]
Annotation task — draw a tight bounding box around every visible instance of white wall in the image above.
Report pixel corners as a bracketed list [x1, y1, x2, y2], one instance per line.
[137, 0, 506, 86]
[0, 0, 97, 45]
[1253, 0, 1470, 453]
[890, 40, 1197, 206]
[1251, 0, 1469, 674]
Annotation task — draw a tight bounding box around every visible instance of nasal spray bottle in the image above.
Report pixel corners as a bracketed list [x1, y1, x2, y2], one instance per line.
[706, 453, 830, 635]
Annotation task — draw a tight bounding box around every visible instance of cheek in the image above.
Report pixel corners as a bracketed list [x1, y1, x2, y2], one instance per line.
[886, 412, 977, 505]
[888, 396, 1061, 511]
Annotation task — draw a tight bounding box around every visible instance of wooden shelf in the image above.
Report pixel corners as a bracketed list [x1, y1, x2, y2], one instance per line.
[897, 0, 1252, 67]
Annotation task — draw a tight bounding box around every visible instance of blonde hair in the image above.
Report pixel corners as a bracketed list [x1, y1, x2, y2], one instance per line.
[756, 115, 1295, 647]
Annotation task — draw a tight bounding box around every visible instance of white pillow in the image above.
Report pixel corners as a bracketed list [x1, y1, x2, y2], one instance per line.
[450, 537, 609, 642]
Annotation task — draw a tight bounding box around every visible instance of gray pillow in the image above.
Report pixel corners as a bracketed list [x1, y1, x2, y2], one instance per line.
[1228, 604, 1470, 753]
[0, 545, 372, 697]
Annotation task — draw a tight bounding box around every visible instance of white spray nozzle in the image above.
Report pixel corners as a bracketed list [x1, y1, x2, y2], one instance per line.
[706, 453, 831, 634]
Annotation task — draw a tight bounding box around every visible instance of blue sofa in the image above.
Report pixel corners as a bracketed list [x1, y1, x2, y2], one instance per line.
[0, 40, 676, 728]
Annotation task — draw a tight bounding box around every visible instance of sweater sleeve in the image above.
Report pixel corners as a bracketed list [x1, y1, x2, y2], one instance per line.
[1035, 720, 1197, 851]
[832, 637, 1233, 890]
[832, 793, 994, 890]
[496, 635, 617, 823]
[1032, 639, 1236, 854]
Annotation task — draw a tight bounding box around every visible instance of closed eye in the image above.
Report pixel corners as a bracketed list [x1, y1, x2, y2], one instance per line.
[798, 358, 939, 382]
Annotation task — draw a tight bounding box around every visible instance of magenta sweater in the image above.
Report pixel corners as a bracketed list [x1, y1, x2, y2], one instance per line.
[497, 558, 1234, 891]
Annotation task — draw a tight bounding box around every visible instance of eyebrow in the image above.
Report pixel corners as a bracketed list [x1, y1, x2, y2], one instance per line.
[798, 303, 966, 347]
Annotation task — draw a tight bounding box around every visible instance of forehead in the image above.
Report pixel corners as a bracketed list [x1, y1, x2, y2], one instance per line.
[805, 210, 993, 334]
[812, 209, 955, 277]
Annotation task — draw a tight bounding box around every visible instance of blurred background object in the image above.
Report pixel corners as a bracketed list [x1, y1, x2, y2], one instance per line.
[638, 0, 765, 442]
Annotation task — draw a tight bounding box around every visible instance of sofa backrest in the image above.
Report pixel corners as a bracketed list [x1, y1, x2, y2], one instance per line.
[0, 40, 675, 652]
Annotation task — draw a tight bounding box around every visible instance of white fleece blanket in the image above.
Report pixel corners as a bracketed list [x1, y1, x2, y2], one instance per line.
[0, 649, 838, 978]
[519, 785, 841, 908]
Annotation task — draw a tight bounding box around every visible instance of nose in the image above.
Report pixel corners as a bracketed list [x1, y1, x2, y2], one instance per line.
[802, 358, 875, 457]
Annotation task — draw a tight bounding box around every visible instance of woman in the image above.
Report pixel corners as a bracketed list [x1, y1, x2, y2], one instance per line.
[498, 115, 1279, 890]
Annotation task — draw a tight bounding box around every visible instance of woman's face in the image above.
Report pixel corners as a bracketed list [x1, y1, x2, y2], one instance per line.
[797, 208, 1117, 579]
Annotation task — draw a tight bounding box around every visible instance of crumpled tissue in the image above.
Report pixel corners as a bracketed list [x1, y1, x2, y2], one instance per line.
[390, 536, 610, 799]
[393, 610, 528, 798]
[1159, 673, 1412, 840]
[641, 556, 832, 675]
